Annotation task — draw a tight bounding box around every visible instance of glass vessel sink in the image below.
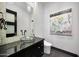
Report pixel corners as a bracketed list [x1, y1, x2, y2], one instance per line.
[20, 36, 35, 43]
[20, 36, 35, 49]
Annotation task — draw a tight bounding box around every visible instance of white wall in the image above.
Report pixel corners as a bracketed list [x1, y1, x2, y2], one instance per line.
[32, 3, 45, 38]
[0, 2, 6, 19]
[40, 2, 79, 55]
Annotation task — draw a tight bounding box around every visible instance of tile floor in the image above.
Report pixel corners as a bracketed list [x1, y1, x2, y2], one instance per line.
[43, 48, 73, 57]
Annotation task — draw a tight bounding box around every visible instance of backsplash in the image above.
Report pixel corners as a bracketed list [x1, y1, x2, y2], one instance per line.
[0, 2, 34, 44]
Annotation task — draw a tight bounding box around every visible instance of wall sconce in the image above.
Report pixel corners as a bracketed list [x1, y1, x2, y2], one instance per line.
[27, 6, 32, 13]
[0, 12, 6, 30]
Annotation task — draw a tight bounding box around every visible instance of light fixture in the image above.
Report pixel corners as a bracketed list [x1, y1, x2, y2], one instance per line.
[0, 12, 6, 30]
[27, 6, 31, 12]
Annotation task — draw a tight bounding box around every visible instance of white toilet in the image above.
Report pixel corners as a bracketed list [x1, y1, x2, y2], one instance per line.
[44, 40, 52, 54]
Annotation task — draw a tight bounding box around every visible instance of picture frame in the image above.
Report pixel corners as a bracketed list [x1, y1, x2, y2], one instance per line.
[50, 8, 72, 36]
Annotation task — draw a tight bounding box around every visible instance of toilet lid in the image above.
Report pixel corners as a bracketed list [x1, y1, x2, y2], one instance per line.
[44, 41, 52, 46]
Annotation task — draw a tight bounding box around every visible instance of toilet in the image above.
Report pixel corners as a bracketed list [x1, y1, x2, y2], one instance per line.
[44, 40, 52, 54]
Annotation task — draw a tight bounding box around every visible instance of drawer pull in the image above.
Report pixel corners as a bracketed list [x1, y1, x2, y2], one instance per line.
[38, 47, 40, 48]
[41, 52, 43, 54]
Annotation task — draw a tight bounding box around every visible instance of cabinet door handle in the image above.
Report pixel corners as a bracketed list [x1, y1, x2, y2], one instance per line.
[41, 52, 44, 54]
[38, 47, 40, 48]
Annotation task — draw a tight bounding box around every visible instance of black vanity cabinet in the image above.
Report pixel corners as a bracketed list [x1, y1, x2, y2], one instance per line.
[31, 40, 44, 57]
[9, 39, 44, 57]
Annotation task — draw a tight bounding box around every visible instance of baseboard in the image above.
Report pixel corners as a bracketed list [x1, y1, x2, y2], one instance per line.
[51, 46, 78, 57]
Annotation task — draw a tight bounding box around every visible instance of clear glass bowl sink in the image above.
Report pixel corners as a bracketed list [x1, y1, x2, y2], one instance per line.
[20, 36, 35, 43]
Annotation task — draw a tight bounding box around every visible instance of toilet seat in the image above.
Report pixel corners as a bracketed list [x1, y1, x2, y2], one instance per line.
[44, 41, 52, 46]
[44, 40, 52, 54]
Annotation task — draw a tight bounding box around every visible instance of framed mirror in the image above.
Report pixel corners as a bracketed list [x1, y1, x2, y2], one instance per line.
[6, 9, 17, 37]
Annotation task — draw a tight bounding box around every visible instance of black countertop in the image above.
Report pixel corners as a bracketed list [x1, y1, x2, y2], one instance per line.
[0, 37, 44, 57]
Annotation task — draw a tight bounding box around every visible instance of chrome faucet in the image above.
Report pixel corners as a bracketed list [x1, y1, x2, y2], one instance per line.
[20, 30, 27, 41]
[24, 30, 27, 35]
[20, 30, 27, 36]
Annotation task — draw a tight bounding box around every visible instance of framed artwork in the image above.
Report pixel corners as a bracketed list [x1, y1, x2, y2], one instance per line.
[50, 8, 72, 36]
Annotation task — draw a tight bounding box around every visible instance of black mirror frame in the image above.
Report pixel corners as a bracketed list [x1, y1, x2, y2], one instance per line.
[6, 9, 17, 37]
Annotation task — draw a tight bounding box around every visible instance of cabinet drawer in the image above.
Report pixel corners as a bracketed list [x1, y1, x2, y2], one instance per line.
[9, 39, 44, 57]
[32, 40, 44, 57]
[35, 40, 44, 47]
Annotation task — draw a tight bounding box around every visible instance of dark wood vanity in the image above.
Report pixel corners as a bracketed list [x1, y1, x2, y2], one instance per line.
[0, 37, 44, 57]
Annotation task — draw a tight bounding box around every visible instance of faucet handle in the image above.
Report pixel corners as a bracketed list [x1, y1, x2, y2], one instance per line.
[24, 30, 27, 35]
[20, 30, 23, 35]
